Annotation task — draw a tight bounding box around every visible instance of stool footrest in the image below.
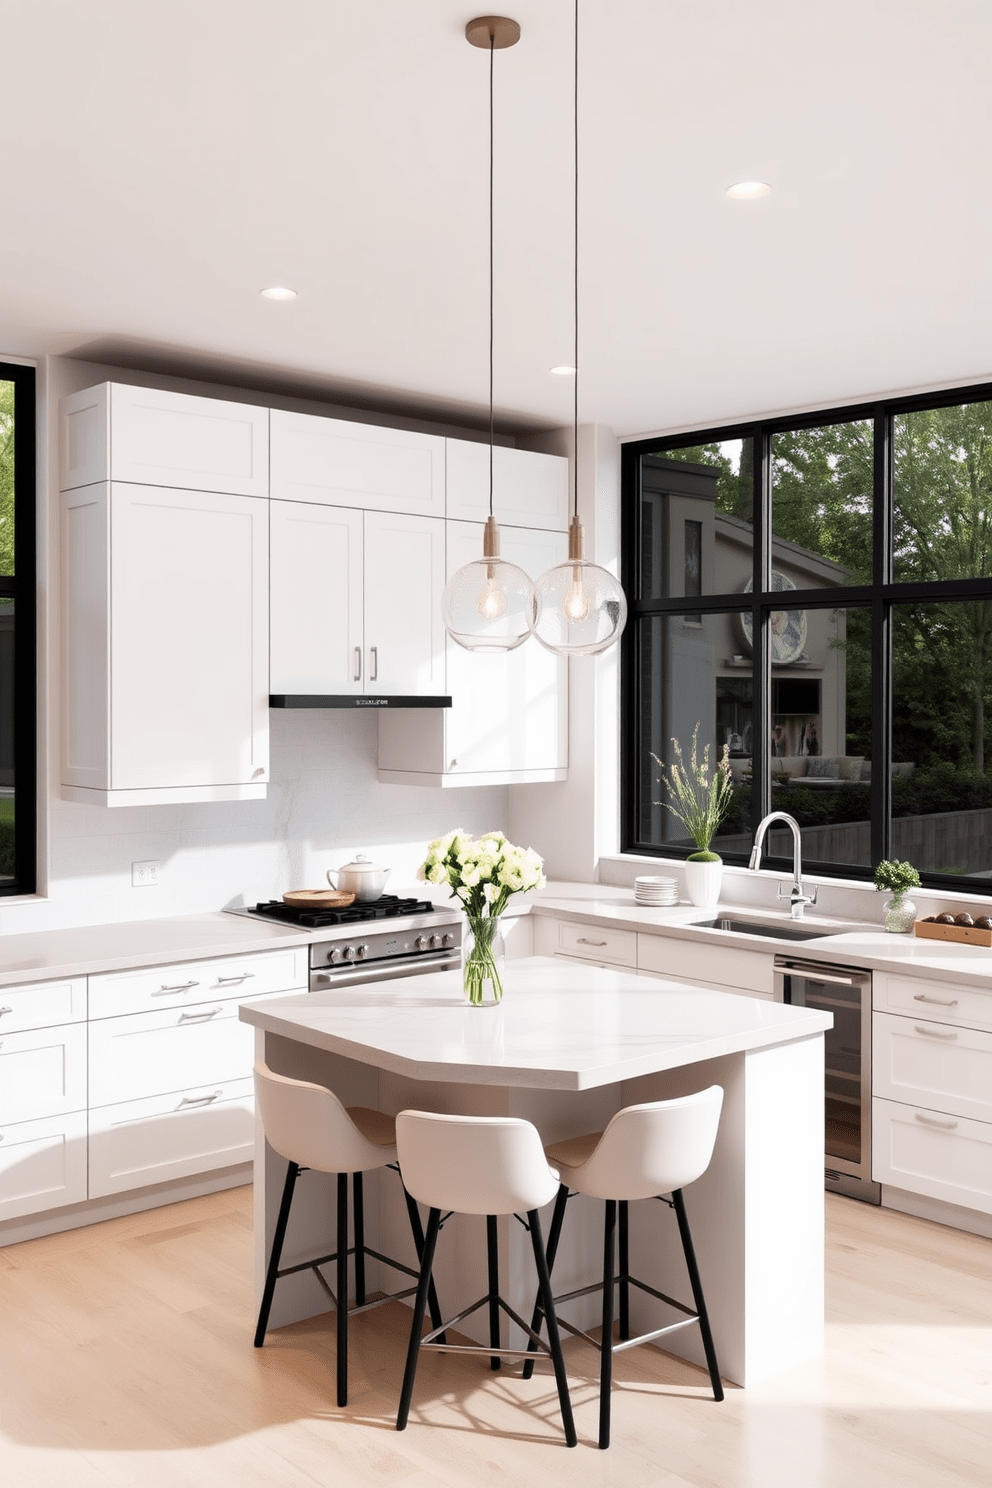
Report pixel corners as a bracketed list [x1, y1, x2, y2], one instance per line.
[421, 1290, 554, 1356]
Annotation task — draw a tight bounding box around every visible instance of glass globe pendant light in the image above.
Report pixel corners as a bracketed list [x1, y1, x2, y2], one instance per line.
[442, 16, 536, 654]
[533, 0, 627, 657]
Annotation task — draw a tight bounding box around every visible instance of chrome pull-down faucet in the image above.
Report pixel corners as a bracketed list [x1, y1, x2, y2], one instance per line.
[748, 811, 818, 920]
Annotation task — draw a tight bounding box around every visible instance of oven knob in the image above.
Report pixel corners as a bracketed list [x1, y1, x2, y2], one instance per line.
[342, 944, 357, 961]
[430, 933, 444, 949]
[355, 943, 370, 960]
[328, 947, 344, 965]
[415, 935, 430, 951]
[442, 932, 454, 948]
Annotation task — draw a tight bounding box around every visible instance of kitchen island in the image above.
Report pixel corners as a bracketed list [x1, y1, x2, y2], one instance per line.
[241, 956, 831, 1388]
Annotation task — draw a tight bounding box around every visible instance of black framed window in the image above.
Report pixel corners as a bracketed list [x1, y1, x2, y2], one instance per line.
[0, 362, 36, 896]
[621, 383, 992, 886]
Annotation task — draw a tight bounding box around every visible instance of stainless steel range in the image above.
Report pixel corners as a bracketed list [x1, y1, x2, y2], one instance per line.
[230, 896, 463, 989]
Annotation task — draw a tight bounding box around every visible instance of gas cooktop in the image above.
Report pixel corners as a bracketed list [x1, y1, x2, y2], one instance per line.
[239, 895, 441, 930]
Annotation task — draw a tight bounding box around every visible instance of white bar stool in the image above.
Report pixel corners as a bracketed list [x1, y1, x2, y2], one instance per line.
[523, 1085, 725, 1449]
[253, 1062, 443, 1407]
[394, 1110, 577, 1448]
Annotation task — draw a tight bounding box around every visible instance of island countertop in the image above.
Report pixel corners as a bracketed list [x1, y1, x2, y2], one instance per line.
[238, 955, 830, 1091]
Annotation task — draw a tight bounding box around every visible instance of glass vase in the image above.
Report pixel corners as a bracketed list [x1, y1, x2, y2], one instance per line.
[463, 915, 505, 1006]
[884, 893, 917, 933]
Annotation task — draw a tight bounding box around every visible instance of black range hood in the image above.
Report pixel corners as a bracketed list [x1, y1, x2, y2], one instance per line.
[269, 695, 451, 709]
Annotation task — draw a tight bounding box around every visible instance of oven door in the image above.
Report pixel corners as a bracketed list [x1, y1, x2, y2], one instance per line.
[310, 949, 460, 990]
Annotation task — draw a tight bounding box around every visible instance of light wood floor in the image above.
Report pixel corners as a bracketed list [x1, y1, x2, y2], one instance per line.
[0, 1189, 988, 1487]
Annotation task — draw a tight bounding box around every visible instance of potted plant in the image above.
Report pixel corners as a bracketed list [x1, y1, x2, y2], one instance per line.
[653, 725, 735, 908]
[874, 859, 921, 933]
[419, 829, 545, 1005]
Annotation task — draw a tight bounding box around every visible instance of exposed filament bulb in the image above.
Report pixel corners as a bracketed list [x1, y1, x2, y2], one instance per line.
[563, 564, 590, 623]
[477, 562, 507, 620]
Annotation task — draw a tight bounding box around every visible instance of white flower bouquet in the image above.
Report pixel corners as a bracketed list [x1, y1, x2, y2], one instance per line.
[419, 829, 545, 1004]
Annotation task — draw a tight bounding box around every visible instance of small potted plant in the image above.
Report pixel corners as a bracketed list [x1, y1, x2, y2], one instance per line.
[653, 725, 735, 908]
[874, 859, 921, 933]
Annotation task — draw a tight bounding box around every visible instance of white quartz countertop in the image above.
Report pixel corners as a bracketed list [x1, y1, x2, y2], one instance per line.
[238, 955, 831, 1091]
[532, 883, 992, 991]
[0, 912, 309, 986]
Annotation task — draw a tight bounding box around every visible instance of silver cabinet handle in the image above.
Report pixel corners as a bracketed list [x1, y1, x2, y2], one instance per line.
[0, 1007, 12, 1017]
[913, 1024, 959, 1040]
[577, 937, 608, 946]
[216, 973, 254, 985]
[178, 1006, 223, 1023]
[354, 646, 362, 682]
[913, 993, 959, 1007]
[177, 1089, 223, 1109]
[153, 981, 200, 997]
[913, 1111, 959, 1130]
[370, 645, 378, 682]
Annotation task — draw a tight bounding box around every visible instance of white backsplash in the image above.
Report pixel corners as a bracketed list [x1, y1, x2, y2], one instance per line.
[0, 711, 507, 935]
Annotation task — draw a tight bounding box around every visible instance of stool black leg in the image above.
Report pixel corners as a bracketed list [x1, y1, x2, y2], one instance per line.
[521, 1181, 569, 1381]
[402, 1186, 445, 1338]
[353, 1172, 366, 1307]
[396, 1205, 442, 1432]
[599, 1198, 617, 1450]
[619, 1199, 630, 1342]
[486, 1214, 501, 1370]
[672, 1188, 724, 1402]
[336, 1171, 349, 1407]
[254, 1159, 299, 1347]
[527, 1208, 577, 1448]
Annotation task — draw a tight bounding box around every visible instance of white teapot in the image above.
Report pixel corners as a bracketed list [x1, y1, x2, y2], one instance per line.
[327, 853, 391, 903]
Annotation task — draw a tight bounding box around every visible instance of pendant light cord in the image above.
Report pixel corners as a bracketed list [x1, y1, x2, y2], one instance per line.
[489, 31, 495, 520]
[573, 0, 579, 523]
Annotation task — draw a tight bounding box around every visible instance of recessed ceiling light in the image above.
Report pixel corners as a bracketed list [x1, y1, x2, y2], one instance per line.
[726, 181, 771, 200]
[260, 286, 298, 300]
[549, 365, 576, 375]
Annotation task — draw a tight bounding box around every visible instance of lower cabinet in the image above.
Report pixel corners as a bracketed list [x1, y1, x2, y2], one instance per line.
[0, 947, 307, 1232]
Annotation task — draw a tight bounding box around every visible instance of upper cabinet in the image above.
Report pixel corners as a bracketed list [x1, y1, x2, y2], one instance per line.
[270, 501, 446, 698]
[270, 410, 445, 517]
[59, 383, 269, 498]
[445, 439, 569, 530]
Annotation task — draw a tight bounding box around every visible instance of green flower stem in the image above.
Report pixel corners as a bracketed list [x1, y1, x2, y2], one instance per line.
[464, 916, 504, 1006]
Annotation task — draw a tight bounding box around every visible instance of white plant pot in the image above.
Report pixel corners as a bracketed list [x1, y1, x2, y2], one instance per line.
[685, 857, 723, 910]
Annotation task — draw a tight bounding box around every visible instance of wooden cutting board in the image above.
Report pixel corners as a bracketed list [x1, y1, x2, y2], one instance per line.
[282, 889, 356, 909]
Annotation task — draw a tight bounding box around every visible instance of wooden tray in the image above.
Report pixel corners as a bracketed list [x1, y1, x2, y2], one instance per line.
[283, 889, 356, 909]
[914, 920, 992, 947]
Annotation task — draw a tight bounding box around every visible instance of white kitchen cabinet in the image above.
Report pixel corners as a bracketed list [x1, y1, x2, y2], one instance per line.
[377, 522, 568, 784]
[88, 1078, 256, 1198]
[59, 383, 268, 497]
[270, 500, 446, 697]
[270, 409, 445, 517]
[60, 480, 269, 805]
[871, 971, 992, 1214]
[87, 947, 306, 1020]
[445, 438, 569, 530]
[637, 932, 774, 998]
[0, 977, 89, 1223]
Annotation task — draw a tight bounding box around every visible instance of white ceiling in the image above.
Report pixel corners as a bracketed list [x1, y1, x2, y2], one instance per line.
[4, 0, 992, 439]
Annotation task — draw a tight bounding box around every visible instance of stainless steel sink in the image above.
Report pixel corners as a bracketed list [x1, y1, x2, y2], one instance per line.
[689, 916, 842, 942]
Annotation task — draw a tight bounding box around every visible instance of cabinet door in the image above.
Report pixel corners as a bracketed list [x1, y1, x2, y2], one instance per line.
[444, 523, 567, 774]
[636, 932, 774, 996]
[270, 410, 445, 516]
[0, 1111, 88, 1221]
[59, 384, 268, 496]
[873, 1010, 992, 1125]
[446, 440, 569, 529]
[270, 500, 364, 694]
[0, 1024, 88, 1125]
[364, 511, 446, 696]
[109, 483, 269, 791]
[873, 1095, 992, 1214]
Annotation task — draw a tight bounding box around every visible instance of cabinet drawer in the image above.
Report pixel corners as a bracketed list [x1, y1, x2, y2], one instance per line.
[873, 1011, 992, 1124]
[88, 1000, 259, 1108]
[88, 1078, 255, 1198]
[556, 922, 637, 967]
[0, 1023, 88, 1125]
[873, 1096, 992, 1215]
[89, 947, 307, 1020]
[640, 969, 774, 1001]
[0, 978, 86, 1034]
[637, 934, 773, 995]
[873, 973, 992, 1033]
[0, 1111, 88, 1221]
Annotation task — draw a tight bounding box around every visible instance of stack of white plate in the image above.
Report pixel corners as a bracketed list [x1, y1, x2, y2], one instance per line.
[634, 875, 680, 906]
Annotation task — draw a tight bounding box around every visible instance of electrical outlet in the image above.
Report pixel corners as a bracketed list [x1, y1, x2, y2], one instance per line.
[132, 860, 161, 887]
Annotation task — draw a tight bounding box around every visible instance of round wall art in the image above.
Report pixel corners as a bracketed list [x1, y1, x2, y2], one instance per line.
[738, 572, 808, 665]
